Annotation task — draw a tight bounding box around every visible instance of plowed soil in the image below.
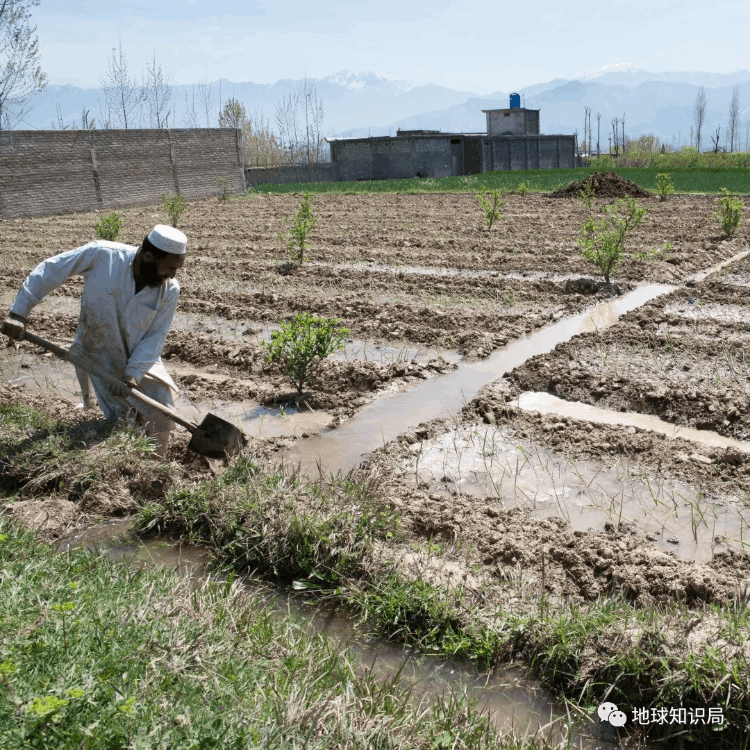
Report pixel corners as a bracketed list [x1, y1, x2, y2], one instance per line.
[2, 192, 749, 610]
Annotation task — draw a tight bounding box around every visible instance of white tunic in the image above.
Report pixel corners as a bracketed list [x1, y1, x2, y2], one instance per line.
[10, 241, 180, 419]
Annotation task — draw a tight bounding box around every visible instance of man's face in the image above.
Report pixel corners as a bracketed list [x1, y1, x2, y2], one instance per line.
[141, 251, 185, 287]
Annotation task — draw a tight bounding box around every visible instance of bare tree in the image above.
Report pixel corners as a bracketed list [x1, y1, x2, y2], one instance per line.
[711, 124, 722, 153]
[583, 106, 590, 157]
[244, 105, 283, 167]
[197, 78, 214, 127]
[596, 111, 601, 157]
[100, 39, 141, 128]
[274, 73, 326, 165]
[621, 113, 625, 155]
[219, 96, 246, 129]
[182, 85, 199, 128]
[142, 50, 172, 128]
[80, 107, 94, 130]
[0, 0, 47, 129]
[727, 85, 740, 153]
[275, 87, 301, 164]
[693, 87, 707, 152]
[611, 117, 620, 156]
[745, 119, 750, 152]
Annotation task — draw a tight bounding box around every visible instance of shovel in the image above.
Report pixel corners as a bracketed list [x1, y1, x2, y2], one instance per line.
[22, 330, 248, 459]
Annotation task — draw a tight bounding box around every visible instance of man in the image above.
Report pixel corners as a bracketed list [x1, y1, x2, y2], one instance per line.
[1, 225, 187, 457]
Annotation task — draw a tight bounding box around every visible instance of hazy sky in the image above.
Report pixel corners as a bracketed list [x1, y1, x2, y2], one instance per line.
[36, 0, 750, 92]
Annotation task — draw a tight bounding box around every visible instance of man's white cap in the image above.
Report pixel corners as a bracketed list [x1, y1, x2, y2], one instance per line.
[148, 224, 187, 255]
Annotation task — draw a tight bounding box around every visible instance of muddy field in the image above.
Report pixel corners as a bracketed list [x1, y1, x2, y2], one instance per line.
[2, 186, 750, 745]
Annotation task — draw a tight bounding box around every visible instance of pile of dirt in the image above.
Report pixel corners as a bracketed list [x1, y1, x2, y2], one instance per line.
[550, 171, 652, 199]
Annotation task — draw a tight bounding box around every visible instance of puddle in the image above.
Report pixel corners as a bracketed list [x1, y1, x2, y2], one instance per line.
[402, 422, 750, 563]
[518, 392, 750, 455]
[688, 249, 750, 283]
[307, 259, 605, 283]
[58, 520, 625, 749]
[175, 397, 334, 439]
[283, 284, 675, 475]
[664, 301, 750, 325]
[717, 273, 750, 288]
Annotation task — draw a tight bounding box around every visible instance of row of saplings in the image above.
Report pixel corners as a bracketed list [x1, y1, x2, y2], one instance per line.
[477, 173, 745, 283]
[88, 180, 745, 401]
[93, 191, 348, 403]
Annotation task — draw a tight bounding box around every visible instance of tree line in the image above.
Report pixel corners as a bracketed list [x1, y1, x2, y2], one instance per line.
[0, 2, 328, 168]
[580, 85, 749, 159]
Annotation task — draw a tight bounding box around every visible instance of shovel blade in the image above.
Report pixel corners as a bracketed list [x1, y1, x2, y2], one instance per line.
[187, 413, 247, 458]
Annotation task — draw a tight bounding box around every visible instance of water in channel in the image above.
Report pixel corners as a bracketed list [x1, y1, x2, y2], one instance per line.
[58, 521, 630, 749]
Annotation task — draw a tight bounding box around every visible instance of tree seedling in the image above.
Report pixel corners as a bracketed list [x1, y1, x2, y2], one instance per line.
[161, 192, 187, 227]
[577, 197, 648, 283]
[217, 178, 230, 203]
[281, 192, 317, 264]
[578, 177, 597, 210]
[93, 212, 122, 241]
[263, 312, 348, 399]
[655, 173, 675, 202]
[713, 188, 744, 237]
[475, 190, 506, 231]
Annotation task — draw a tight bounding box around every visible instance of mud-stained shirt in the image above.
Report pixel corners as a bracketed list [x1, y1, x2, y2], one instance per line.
[10, 241, 180, 417]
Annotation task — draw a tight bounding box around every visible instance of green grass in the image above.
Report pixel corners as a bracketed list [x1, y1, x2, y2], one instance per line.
[136, 460, 750, 748]
[0, 402, 172, 503]
[0, 519, 526, 750]
[247, 167, 750, 197]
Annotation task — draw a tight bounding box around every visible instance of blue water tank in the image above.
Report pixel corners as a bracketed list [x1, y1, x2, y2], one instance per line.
[509, 93, 520, 108]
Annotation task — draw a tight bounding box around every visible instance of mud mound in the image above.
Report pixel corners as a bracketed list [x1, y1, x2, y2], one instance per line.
[550, 171, 652, 199]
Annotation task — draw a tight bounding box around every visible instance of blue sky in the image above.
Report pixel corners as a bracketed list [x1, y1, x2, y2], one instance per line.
[36, 0, 750, 92]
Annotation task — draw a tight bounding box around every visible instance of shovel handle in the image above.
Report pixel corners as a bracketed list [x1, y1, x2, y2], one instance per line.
[21, 330, 198, 435]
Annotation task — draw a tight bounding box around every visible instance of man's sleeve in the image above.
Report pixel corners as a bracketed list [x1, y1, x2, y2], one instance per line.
[123, 287, 179, 384]
[10, 244, 101, 319]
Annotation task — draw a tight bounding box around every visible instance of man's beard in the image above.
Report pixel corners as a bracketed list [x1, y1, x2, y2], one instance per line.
[140, 260, 163, 288]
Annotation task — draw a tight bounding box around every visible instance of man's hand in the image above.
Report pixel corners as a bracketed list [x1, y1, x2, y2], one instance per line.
[110, 376, 138, 398]
[1, 314, 26, 341]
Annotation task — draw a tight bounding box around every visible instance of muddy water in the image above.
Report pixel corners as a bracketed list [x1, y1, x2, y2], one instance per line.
[402, 421, 750, 563]
[283, 285, 674, 475]
[518, 392, 750, 455]
[59, 520, 624, 749]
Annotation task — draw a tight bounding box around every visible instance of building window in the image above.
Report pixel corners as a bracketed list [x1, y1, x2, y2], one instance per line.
[451, 139, 461, 144]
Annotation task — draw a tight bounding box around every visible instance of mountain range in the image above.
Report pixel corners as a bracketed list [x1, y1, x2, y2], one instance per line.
[17, 66, 750, 150]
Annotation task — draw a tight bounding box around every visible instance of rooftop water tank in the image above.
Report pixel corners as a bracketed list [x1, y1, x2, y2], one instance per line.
[509, 93, 520, 109]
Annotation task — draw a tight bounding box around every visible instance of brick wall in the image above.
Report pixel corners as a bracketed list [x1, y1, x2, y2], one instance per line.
[245, 163, 339, 187]
[488, 136, 577, 170]
[0, 129, 245, 219]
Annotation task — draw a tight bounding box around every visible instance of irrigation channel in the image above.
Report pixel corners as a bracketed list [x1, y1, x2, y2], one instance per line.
[6, 250, 749, 748]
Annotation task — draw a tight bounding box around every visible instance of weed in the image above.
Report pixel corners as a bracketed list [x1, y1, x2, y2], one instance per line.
[161, 192, 187, 227]
[517, 180, 531, 197]
[263, 312, 348, 397]
[578, 177, 596, 211]
[633, 241, 674, 261]
[577, 197, 649, 283]
[655, 172, 675, 202]
[93, 212, 121, 242]
[475, 190, 506, 231]
[713, 187, 744, 237]
[281, 192, 317, 264]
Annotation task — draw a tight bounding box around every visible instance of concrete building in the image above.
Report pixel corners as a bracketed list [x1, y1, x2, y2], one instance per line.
[325, 96, 577, 182]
